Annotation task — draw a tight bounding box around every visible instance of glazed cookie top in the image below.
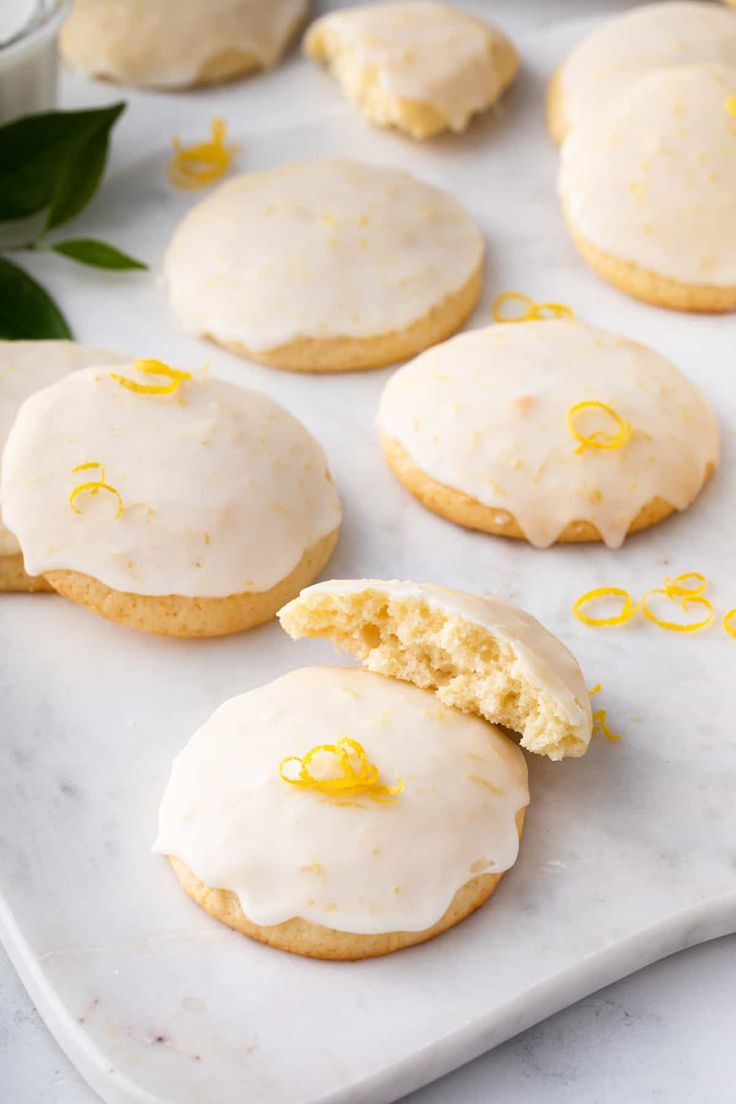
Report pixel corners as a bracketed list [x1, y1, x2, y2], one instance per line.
[0, 341, 120, 559]
[164, 158, 484, 352]
[378, 320, 719, 549]
[154, 666, 529, 934]
[1, 362, 341, 597]
[305, 2, 516, 133]
[61, 0, 307, 87]
[555, 2, 736, 139]
[559, 62, 736, 287]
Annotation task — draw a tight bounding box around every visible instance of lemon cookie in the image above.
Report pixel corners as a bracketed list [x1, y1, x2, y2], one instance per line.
[0, 361, 341, 636]
[60, 0, 307, 89]
[559, 62, 736, 311]
[0, 341, 121, 593]
[154, 666, 529, 959]
[547, 1, 736, 143]
[280, 578, 592, 759]
[305, 2, 518, 140]
[164, 158, 484, 372]
[377, 321, 718, 548]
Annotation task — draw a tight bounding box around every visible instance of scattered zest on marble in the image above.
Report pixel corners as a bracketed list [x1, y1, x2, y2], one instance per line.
[68, 462, 123, 519]
[588, 684, 621, 742]
[573, 587, 637, 627]
[168, 118, 238, 190]
[566, 400, 633, 454]
[110, 358, 192, 396]
[279, 737, 404, 802]
[491, 291, 575, 323]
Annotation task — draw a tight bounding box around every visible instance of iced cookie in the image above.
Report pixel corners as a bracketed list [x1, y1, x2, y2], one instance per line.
[280, 578, 592, 760]
[154, 666, 529, 959]
[377, 321, 719, 548]
[0, 341, 121, 594]
[1, 360, 341, 636]
[60, 0, 307, 89]
[558, 62, 736, 312]
[164, 158, 484, 372]
[547, 1, 736, 143]
[305, 2, 518, 140]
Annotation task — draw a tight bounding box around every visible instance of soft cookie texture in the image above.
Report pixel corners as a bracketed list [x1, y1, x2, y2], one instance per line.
[377, 321, 719, 548]
[0, 341, 120, 593]
[547, 1, 736, 143]
[279, 579, 592, 760]
[60, 0, 307, 88]
[1, 363, 341, 636]
[559, 62, 736, 312]
[164, 158, 484, 372]
[154, 666, 529, 959]
[305, 2, 518, 140]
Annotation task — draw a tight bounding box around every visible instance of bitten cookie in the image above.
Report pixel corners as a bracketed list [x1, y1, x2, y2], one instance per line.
[279, 578, 592, 759]
[164, 158, 484, 372]
[154, 666, 529, 959]
[0, 360, 341, 636]
[377, 321, 719, 548]
[0, 341, 120, 593]
[60, 0, 307, 88]
[305, 2, 518, 140]
[547, 1, 736, 143]
[558, 62, 736, 312]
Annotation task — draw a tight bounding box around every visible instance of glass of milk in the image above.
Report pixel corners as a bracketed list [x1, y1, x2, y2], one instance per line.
[0, 0, 70, 125]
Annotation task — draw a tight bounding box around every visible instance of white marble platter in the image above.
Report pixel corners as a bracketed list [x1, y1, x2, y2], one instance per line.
[1, 10, 735, 1104]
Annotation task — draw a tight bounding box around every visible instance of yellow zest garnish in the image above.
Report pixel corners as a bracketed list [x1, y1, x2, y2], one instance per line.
[641, 589, 714, 633]
[567, 400, 633, 454]
[662, 571, 707, 599]
[492, 291, 575, 324]
[110, 358, 192, 396]
[588, 683, 602, 696]
[592, 708, 621, 742]
[726, 96, 736, 117]
[168, 117, 238, 190]
[573, 587, 637, 628]
[724, 609, 736, 638]
[68, 462, 123, 519]
[279, 737, 403, 802]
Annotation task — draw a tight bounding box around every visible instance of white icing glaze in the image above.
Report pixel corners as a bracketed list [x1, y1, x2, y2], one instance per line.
[305, 1, 515, 133]
[0, 364, 341, 597]
[557, 1, 736, 137]
[61, 0, 307, 87]
[378, 320, 719, 549]
[154, 666, 529, 934]
[282, 578, 592, 745]
[559, 62, 736, 287]
[0, 341, 120, 558]
[164, 157, 484, 352]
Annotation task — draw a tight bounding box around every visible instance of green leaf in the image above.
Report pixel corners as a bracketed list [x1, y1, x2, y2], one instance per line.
[0, 103, 125, 225]
[0, 255, 72, 339]
[51, 238, 148, 271]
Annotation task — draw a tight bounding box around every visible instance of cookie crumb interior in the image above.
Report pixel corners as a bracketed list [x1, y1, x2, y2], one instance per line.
[279, 587, 586, 760]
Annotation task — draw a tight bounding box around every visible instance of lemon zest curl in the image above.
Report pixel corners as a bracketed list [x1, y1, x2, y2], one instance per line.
[573, 587, 637, 627]
[724, 609, 736, 638]
[68, 462, 122, 519]
[279, 737, 403, 802]
[662, 572, 707, 599]
[492, 291, 575, 324]
[168, 118, 238, 190]
[641, 589, 714, 633]
[567, 400, 633, 454]
[592, 708, 621, 742]
[110, 358, 192, 396]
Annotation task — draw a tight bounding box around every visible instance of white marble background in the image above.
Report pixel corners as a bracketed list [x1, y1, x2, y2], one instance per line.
[2, 1, 735, 1102]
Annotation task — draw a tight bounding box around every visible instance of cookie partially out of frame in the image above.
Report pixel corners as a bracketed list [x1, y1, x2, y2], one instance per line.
[60, 0, 308, 89]
[164, 158, 484, 372]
